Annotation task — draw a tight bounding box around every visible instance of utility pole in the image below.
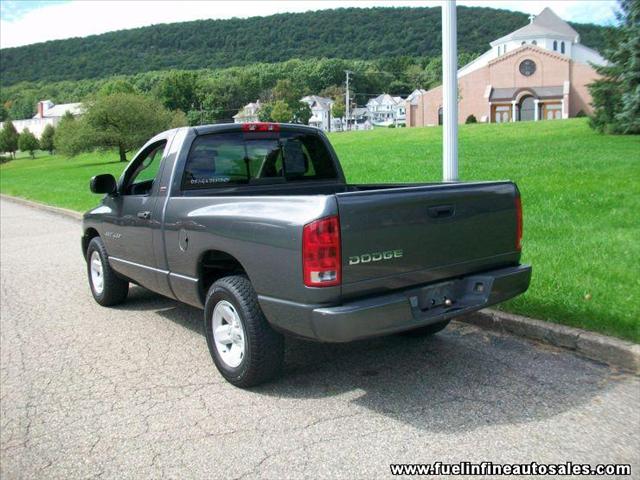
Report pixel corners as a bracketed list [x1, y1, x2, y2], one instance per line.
[442, 0, 458, 181]
[345, 70, 353, 131]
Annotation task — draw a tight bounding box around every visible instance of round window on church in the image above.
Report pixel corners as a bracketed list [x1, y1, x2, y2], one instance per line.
[519, 59, 536, 76]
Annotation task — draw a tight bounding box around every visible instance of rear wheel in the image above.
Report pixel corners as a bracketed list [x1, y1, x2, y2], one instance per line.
[86, 237, 129, 306]
[204, 275, 284, 388]
[401, 320, 451, 337]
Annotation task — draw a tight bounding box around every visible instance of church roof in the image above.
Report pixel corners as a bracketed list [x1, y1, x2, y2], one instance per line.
[490, 85, 564, 101]
[490, 8, 579, 46]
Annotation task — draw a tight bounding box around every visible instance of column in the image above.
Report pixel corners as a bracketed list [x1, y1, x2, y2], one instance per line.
[511, 101, 518, 122]
[534, 99, 540, 121]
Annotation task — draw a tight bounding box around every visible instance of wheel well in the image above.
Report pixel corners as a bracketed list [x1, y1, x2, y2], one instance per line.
[82, 228, 100, 259]
[198, 250, 247, 304]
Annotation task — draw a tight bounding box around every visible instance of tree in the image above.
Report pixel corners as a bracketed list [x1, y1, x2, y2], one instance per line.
[271, 79, 303, 106]
[98, 79, 137, 97]
[589, 0, 640, 134]
[331, 101, 345, 120]
[40, 124, 56, 154]
[270, 100, 293, 123]
[155, 71, 198, 112]
[320, 85, 345, 118]
[83, 93, 174, 161]
[170, 109, 189, 129]
[54, 113, 94, 157]
[0, 121, 19, 158]
[292, 102, 312, 124]
[257, 103, 274, 122]
[18, 129, 39, 158]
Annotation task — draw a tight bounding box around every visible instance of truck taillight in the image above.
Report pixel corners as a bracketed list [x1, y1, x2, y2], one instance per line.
[515, 195, 523, 251]
[303, 216, 341, 287]
[242, 122, 280, 132]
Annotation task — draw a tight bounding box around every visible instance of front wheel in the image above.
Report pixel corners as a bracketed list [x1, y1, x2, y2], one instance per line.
[204, 275, 284, 388]
[86, 237, 129, 306]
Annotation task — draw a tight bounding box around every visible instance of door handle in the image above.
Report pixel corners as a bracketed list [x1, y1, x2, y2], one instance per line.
[427, 205, 455, 218]
[137, 211, 152, 220]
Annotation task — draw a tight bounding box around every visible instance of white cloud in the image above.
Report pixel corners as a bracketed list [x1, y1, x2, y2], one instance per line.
[0, 0, 618, 49]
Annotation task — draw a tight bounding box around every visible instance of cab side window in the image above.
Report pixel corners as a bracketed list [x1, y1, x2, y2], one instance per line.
[123, 141, 167, 195]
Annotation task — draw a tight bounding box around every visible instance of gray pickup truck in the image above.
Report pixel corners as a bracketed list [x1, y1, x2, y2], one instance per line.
[83, 122, 531, 387]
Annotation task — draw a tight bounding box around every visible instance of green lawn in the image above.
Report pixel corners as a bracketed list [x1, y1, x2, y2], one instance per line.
[1, 119, 639, 342]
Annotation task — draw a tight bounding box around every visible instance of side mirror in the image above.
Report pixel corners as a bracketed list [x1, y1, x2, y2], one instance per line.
[90, 174, 117, 195]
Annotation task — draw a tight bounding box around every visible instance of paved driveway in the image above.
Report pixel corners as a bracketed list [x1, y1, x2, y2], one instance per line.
[1, 198, 638, 479]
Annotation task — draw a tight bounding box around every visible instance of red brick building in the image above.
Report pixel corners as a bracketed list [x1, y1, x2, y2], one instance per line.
[406, 8, 606, 127]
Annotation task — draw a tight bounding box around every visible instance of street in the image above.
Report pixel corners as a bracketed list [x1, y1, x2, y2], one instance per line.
[1, 198, 638, 479]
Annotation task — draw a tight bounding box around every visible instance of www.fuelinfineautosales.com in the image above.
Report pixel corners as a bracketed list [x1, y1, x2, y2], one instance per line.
[389, 461, 631, 476]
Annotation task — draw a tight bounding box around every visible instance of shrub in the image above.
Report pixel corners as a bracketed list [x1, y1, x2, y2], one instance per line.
[466, 114, 478, 124]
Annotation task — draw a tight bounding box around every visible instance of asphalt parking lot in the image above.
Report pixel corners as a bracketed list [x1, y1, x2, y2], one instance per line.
[1, 198, 639, 479]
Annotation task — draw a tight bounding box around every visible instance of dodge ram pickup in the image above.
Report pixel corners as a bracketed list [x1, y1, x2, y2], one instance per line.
[83, 122, 531, 387]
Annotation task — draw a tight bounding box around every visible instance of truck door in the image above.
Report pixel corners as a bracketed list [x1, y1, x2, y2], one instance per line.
[104, 139, 170, 292]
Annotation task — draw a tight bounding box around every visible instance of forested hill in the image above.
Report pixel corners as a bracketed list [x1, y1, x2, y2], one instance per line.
[0, 6, 610, 86]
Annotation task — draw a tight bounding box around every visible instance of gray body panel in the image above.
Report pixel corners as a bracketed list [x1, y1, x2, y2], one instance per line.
[83, 123, 531, 342]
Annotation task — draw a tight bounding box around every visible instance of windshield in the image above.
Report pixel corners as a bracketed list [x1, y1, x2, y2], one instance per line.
[182, 131, 338, 190]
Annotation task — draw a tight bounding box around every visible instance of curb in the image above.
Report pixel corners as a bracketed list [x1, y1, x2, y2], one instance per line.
[461, 309, 640, 374]
[0, 194, 82, 221]
[3, 193, 638, 373]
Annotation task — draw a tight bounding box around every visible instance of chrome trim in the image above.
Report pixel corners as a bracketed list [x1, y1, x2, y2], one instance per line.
[169, 272, 198, 282]
[108, 256, 199, 283]
[108, 256, 169, 275]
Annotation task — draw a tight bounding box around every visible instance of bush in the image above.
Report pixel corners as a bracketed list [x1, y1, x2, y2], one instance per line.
[576, 110, 587, 118]
[465, 114, 478, 124]
[18, 128, 40, 158]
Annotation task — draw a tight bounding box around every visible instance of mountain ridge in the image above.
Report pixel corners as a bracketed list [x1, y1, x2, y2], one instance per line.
[0, 6, 611, 86]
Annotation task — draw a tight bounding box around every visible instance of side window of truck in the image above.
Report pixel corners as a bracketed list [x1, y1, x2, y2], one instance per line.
[122, 141, 167, 196]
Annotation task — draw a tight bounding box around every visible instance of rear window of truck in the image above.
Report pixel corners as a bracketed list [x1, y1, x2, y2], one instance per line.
[182, 131, 338, 190]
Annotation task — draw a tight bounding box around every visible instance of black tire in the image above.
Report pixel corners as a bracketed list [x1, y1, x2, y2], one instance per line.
[400, 320, 451, 337]
[204, 275, 284, 388]
[86, 237, 129, 306]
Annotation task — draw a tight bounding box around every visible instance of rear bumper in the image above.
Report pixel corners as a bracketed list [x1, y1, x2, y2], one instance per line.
[260, 264, 531, 343]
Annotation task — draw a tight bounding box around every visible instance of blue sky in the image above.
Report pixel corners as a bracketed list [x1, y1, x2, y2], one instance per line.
[0, 0, 619, 49]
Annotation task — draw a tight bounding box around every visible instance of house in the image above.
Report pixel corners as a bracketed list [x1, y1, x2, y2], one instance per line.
[366, 94, 406, 126]
[349, 107, 372, 130]
[233, 100, 261, 123]
[0, 99, 83, 138]
[301, 95, 334, 131]
[406, 8, 606, 126]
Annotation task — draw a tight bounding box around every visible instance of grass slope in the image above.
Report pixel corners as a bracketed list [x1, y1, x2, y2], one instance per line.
[1, 119, 638, 341]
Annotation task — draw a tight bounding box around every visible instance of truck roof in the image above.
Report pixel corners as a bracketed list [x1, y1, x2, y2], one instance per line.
[192, 122, 322, 136]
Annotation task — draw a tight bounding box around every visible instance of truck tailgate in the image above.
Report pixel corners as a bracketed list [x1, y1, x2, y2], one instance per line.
[336, 182, 521, 298]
